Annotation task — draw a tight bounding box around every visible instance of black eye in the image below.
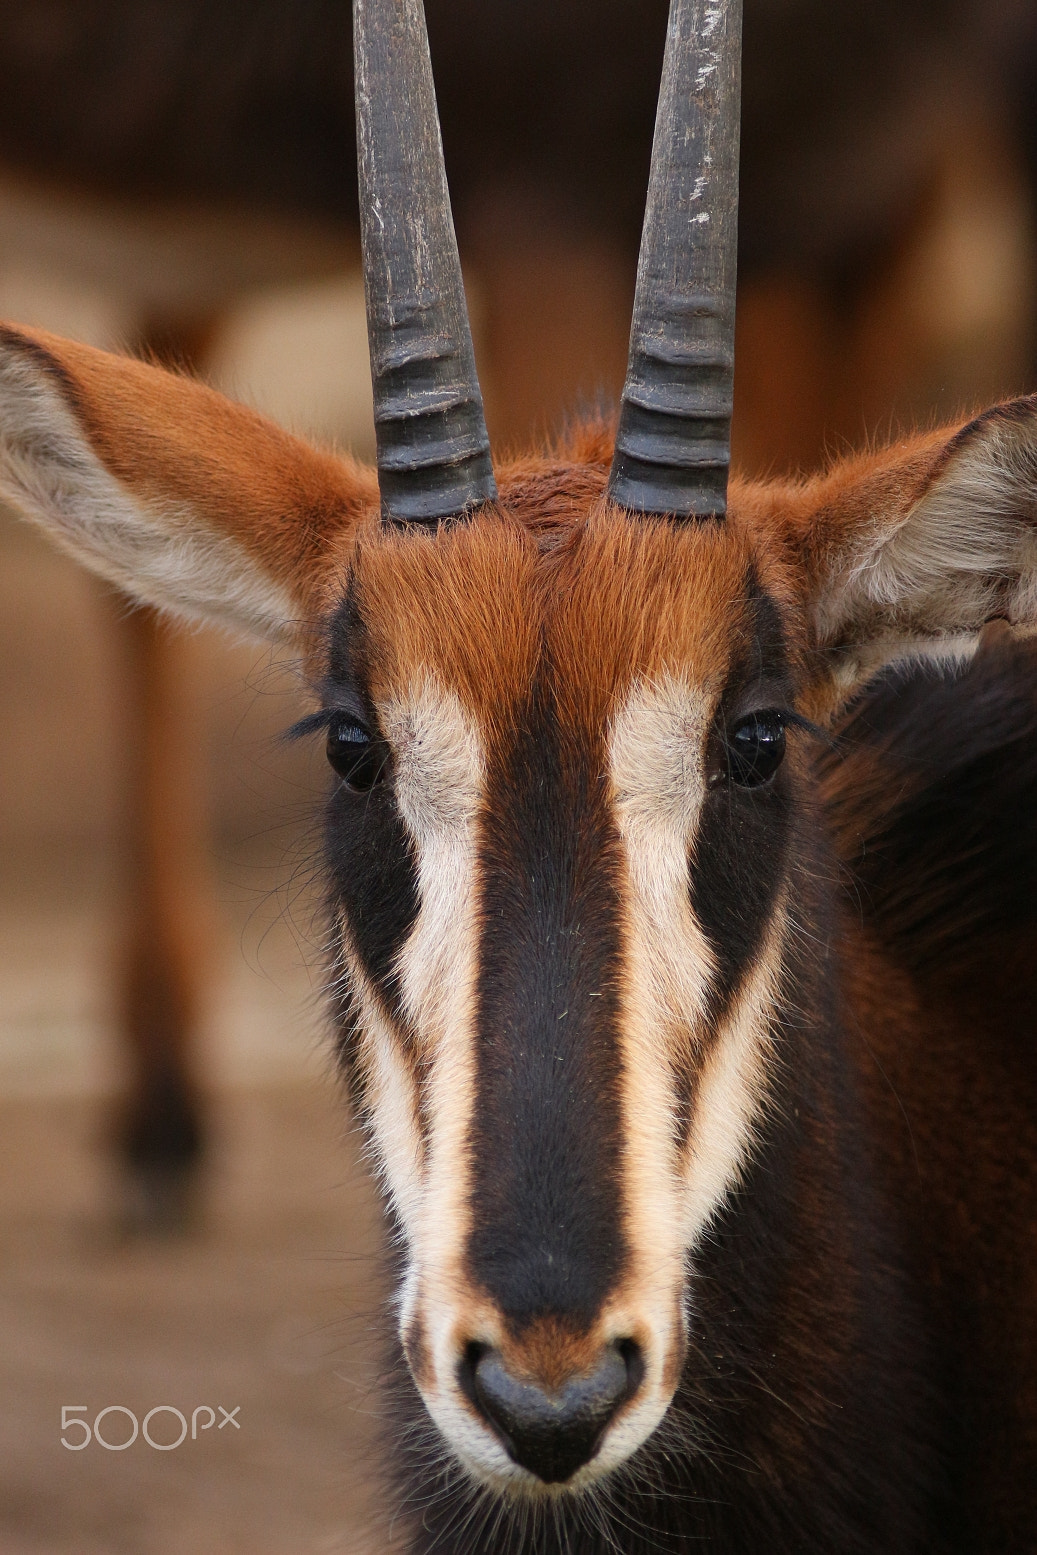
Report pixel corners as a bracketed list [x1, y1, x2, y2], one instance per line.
[726, 710, 787, 788]
[326, 713, 387, 791]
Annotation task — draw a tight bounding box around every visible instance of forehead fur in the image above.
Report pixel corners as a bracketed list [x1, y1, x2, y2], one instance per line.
[339, 435, 803, 731]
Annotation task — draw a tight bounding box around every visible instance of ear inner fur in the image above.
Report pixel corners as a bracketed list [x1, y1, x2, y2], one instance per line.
[0, 322, 378, 636]
[742, 397, 1037, 709]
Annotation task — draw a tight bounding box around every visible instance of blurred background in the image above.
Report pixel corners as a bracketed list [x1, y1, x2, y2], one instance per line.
[1, 1, 1036, 1550]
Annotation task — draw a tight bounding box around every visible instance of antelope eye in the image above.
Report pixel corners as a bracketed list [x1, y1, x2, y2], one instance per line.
[727, 710, 787, 788]
[326, 714, 387, 791]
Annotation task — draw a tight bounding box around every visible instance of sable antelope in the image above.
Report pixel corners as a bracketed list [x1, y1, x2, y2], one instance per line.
[2, 0, 1030, 1224]
[1, 0, 1035, 1545]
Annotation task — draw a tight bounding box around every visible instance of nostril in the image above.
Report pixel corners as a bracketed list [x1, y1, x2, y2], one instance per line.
[618, 1335, 645, 1396]
[461, 1338, 642, 1484]
[457, 1339, 489, 1410]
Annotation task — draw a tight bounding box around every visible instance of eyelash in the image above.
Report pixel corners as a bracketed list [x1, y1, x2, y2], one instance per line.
[283, 709, 336, 744]
[766, 710, 828, 741]
[780, 711, 834, 749]
[283, 708, 831, 751]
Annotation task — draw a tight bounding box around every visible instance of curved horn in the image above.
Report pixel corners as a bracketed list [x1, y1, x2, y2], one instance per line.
[353, 0, 496, 523]
[607, 0, 742, 519]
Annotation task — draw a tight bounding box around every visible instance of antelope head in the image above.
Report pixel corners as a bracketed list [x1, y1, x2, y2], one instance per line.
[1, 0, 1036, 1511]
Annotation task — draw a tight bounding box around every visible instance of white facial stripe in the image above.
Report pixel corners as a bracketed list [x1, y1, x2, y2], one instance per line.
[382, 680, 485, 1058]
[609, 674, 716, 1029]
[605, 676, 716, 1461]
[591, 676, 785, 1481]
[681, 901, 786, 1242]
[336, 930, 425, 1232]
[359, 682, 489, 1446]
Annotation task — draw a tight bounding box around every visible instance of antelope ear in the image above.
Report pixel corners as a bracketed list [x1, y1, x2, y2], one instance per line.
[790, 398, 1037, 704]
[0, 324, 377, 641]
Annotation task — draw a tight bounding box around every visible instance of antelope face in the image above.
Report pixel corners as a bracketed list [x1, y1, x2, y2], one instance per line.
[9, 0, 1035, 1516]
[325, 0, 773, 1495]
[321, 491, 802, 1492]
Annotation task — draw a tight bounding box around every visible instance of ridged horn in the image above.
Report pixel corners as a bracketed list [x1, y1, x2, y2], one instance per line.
[353, 0, 497, 523]
[607, 0, 742, 519]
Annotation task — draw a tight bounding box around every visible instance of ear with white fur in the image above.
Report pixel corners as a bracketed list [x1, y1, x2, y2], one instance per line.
[787, 398, 1037, 701]
[0, 323, 378, 641]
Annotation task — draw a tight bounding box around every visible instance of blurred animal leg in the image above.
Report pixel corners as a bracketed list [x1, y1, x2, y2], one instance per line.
[114, 312, 221, 1230]
[116, 601, 215, 1229]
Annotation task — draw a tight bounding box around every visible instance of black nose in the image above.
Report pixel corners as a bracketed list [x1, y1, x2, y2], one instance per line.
[463, 1340, 641, 1483]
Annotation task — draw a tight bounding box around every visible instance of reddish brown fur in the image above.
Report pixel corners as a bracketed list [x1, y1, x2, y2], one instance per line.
[841, 929, 1037, 1526]
[495, 1317, 628, 1396]
[8, 323, 1024, 692]
[340, 427, 806, 743]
